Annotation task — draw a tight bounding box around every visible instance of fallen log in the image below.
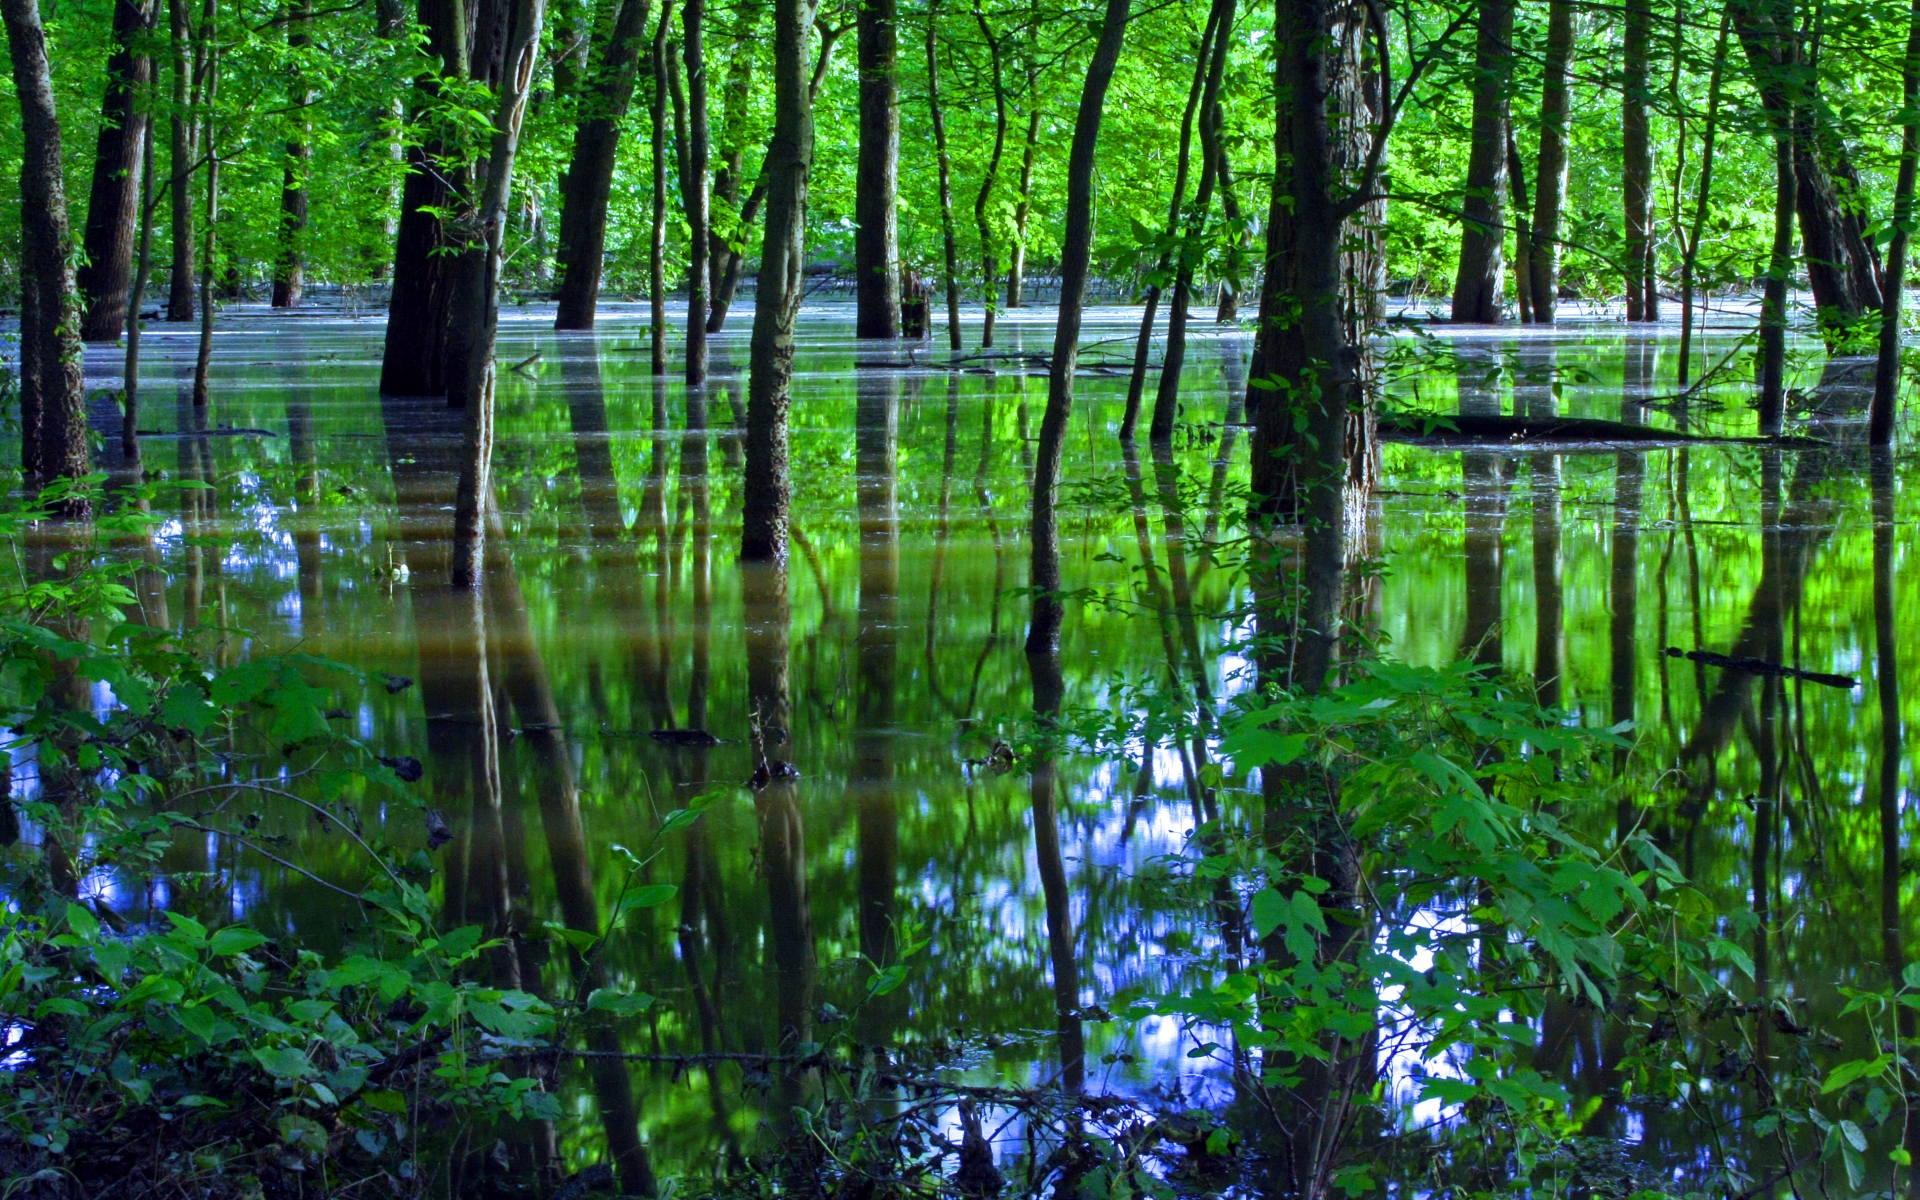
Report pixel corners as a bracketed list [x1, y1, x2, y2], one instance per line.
[1379, 411, 1825, 449]
[1664, 647, 1857, 689]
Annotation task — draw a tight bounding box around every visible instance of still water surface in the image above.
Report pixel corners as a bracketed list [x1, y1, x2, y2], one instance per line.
[46, 300, 1912, 1187]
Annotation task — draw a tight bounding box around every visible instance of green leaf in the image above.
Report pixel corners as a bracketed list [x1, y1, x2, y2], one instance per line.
[278, 1113, 330, 1154]
[587, 988, 656, 1017]
[121, 973, 186, 1007]
[254, 1046, 315, 1080]
[65, 902, 100, 942]
[163, 911, 209, 948]
[1821, 1055, 1891, 1094]
[210, 927, 269, 957]
[614, 884, 678, 917]
[1250, 888, 1287, 940]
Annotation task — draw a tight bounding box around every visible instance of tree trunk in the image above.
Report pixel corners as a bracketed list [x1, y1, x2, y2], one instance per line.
[1527, 0, 1571, 320]
[553, 0, 654, 329]
[450, 0, 547, 584]
[167, 0, 195, 321]
[1623, 0, 1652, 320]
[273, 0, 313, 309]
[1005, 49, 1039, 308]
[926, 1, 963, 351]
[78, 0, 155, 341]
[1506, 124, 1533, 322]
[739, 0, 819, 563]
[191, 0, 217, 408]
[706, 0, 764, 332]
[1024, 0, 1130, 655]
[856, 0, 899, 336]
[124, 119, 156, 461]
[650, 1, 673, 373]
[1214, 124, 1245, 321]
[1872, 0, 1920, 445]
[1121, 9, 1214, 440]
[6, 0, 90, 501]
[1150, 0, 1235, 441]
[380, 0, 472, 395]
[1679, 12, 1729, 388]
[681, 0, 710, 383]
[1246, 0, 1374, 689]
[973, 1, 1006, 347]
[1450, 0, 1509, 323]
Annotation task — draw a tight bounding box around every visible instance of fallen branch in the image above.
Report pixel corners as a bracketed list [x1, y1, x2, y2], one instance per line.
[1379, 411, 1825, 449]
[1664, 647, 1857, 689]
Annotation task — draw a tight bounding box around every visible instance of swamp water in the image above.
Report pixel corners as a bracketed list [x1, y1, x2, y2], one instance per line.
[27, 300, 1914, 1192]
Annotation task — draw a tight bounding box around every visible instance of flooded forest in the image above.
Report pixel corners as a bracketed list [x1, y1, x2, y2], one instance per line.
[4, 0, 1920, 1190]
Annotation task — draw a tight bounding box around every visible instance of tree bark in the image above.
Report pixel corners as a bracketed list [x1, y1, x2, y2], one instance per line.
[78, 0, 155, 340]
[553, 0, 654, 329]
[1623, 0, 1652, 320]
[1527, 0, 1571, 320]
[273, 0, 313, 309]
[1450, 0, 1509, 323]
[681, 0, 710, 383]
[451, 0, 547, 585]
[191, 0, 217, 408]
[167, 0, 195, 320]
[856, 0, 899, 336]
[124, 119, 156, 461]
[1679, 12, 1728, 388]
[973, 1, 1006, 347]
[739, 0, 819, 563]
[926, 0, 963, 351]
[1150, 0, 1235, 441]
[1005, 44, 1039, 308]
[649, 0, 674, 373]
[1873, 0, 1920, 445]
[5, 0, 91, 502]
[1024, 0, 1130, 655]
[380, 0, 472, 395]
[1506, 123, 1533, 322]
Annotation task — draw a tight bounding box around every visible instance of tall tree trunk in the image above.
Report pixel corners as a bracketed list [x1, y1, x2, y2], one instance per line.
[706, 0, 764, 332]
[380, 0, 472, 394]
[682, 0, 710, 383]
[1527, 0, 1571, 321]
[1623, 0, 1652, 320]
[1679, 11, 1729, 388]
[1024, 0, 1130, 654]
[650, 0, 674, 373]
[375, 0, 407, 264]
[451, 0, 547, 584]
[926, 0, 963, 351]
[78, 0, 155, 340]
[167, 0, 195, 320]
[1450, 0, 1509, 323]
[1004, 46, 1039, 308]
[273, 0, 313, 308]
[1121, 9, 1214, 440]
[973, 0, 1006, 347]
[1214, 126, 1245, 321]
[1760, 102, 1794, 433]
[1246, 0, 1374, 689]
[856, 0, 899, 336]
[1506, 124, 1533, 322]
[739, 0, 819, 562]
[4, 0, 91, 502]
[191, 0, 217, 408]
[553, 0, 654, 329]
[1872, 0, 1920, 445]
[124, 118, 156, 461]
[1150, 0, 1235, 441]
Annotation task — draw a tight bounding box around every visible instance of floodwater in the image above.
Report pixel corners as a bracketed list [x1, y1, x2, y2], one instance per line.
[35, 298, 1919, 1189]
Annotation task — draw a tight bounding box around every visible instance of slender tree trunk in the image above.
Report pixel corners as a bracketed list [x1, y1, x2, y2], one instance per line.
[1760, 103, 1794, 433]
[1214, 127, 1245, 321]
[1506, 124, 1533, 322]
[974, 1, 1006, 347]
[706, 0, 764, 332]
[926, 0, 963, 351]
[1024, 0, 1130, 654]
[1679, 11, 1729, 388]
[1623, 0, 1652, 320]
[739, 0, 819, 562]
[1121, 9, 1214, 440]
[379, 0, 471, 395]
[191, 0, 217, 409]
[4, 0, 91, 501]
[682, 0, 710, 383]
[650, 1, 673, 373]
[1450, 0, 1510, 323]
[78, 0, 155, 340]
[273, 0, 313, 308]
[451, 0, 548, 585]
[1005, 51, 1039, 308]
[1873, 0, 1920, 445]
[1150, 0, 1235, 440]
[125, 119, 157, 461]
[1528, 0, 1571, 320]
[553, 0, 654, 329]
[856, 0, 899, 336]
[167, 0, 195, 320]
[375, 0, 407, 265]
